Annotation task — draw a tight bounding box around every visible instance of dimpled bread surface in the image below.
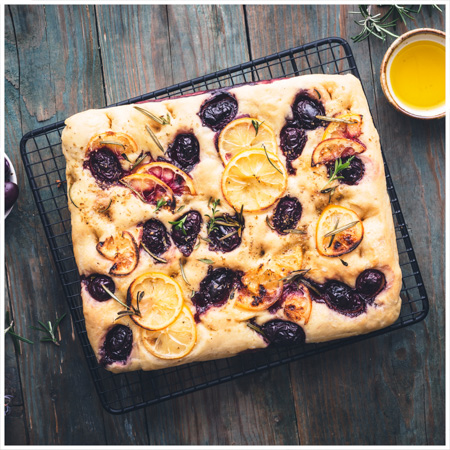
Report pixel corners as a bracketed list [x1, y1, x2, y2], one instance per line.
[62, 74, 402, 373]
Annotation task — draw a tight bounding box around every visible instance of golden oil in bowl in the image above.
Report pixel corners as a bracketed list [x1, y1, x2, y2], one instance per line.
[381, 29, 446, 119]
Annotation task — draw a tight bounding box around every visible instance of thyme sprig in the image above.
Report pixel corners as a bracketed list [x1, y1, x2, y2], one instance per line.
[205, 198, 221, 233]
[134, 106, 171, 126]
[5, 311, 33, 355]
[321, 156, 354, 191]
[30, 314, 66, 346]
[142, 243, 167, 264]
[145, 125, 165, 153]
[169, 215, 188, 235]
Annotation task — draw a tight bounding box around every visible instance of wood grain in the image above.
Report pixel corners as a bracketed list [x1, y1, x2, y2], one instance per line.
[4, 3, 445, 445]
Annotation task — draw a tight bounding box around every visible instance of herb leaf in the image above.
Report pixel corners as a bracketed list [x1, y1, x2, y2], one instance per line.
[197, 258, 214, 264]
[134, 106, 171, 126]
[321, 156, 354, 192]
[68, 184, 79, 209]
[31, 314, 66, 346]
[205, 198, 221, 233]
[262, 144, 283, 175]
[169, 215, 188, 235]
[154, 198, 167, 212]
[98, 199, 112, 213]
[145, 125, 165, 153]
[142, 243, 167, 263]
[315, 115, 358, 125]
[251, 119, 264, 136]
[179, 260, 192, 286]
[323, 220, 360, 238]
[100, 140, 125, 148]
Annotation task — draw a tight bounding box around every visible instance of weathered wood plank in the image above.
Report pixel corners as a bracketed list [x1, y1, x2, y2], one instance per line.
[95, 4, 173, 105]
[246, 3, 445, 445]
[5, 5, 108, 445]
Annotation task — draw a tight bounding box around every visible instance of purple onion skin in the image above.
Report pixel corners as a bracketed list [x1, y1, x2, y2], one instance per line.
[5, 181, 19, 211]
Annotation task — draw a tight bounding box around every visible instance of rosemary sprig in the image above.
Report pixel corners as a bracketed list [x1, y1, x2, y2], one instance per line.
[279, 268, 311, 283]
[119, 179, 147, 203]
[101, 284, 142, 319]
[251, 119, 264, 136]
[198, 258, 214, 264]
[169, 215, 188, 235]
[321, 156, 354, 191]
[100, 140, 125, 147]
[179, 260, 192, 286]
[98, 199, 112, 213]
[68, 184, 79, 209]
[145, 125, 165, 153]
[315, 115, 358, 125]
[205, 198, 221, 233]
[263, 144, 282, 175]
[5, 311, 33, 355]
[154, 198, 167, 212]
[134, 106, 171, 126]
[350, 5, 399, 43]
[324, 220, 360, 238]
[142, 243, 167, 264]
[30, 314, 66, 346]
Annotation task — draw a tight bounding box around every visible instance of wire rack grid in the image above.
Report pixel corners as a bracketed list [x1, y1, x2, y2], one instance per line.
[20, 37, 428, 414]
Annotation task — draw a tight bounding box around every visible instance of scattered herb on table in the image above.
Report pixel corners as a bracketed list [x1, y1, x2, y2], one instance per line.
[30, 314, 66, 347]
[5, 311, 33, 355]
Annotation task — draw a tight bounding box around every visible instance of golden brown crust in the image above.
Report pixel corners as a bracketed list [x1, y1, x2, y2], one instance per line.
[62, 74, 402, 372]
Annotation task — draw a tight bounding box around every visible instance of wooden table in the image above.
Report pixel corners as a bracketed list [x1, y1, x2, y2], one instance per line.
[4, 5, 445, 445]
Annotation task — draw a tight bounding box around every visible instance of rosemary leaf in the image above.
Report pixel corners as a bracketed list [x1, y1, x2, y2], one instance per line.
[169, 216, 188, 235]
[68, 184, 79, 209]
[121, 153, 131, 162]
[154, 198, 167, 212]
[179, 260, 191, 286]
[100, 140, 125, 147]
[101, 285, 128, 309]
[119, 179, 147, 203]
[314, 88, 321, 99]
[145, 125, 165, 153]
[134, 106, 171, 126]
[130, 153, 147, 170]
[263, 144, 283, 175]
[315, 115, 358, 125]
[98, 199, 112, 213]
[218, 230, 238, 241]
[324, 220, 360, 238]
[176, 205, 186, 213]
[247, 322, 266, 338]
[266, 216, 276, 230]
[285, 229, 306, 235]
[142, 243, 167, 264]
[197, 258, 214, 265]
[251, 119, 264, 136]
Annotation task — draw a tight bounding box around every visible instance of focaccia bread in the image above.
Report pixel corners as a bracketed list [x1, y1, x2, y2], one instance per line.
[62, 74, 402, 373]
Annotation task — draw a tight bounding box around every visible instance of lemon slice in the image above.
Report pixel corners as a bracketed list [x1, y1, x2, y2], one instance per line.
[120, 173, 175, 206]
[312, 138, 366, 167]
[128, 272, 184, 330]
[135, 162, 196, 196]
[316, 205, 364, 257]
[221, 148, 287, 212]
[142, 306, 197, 359]
[321, 113, 363, 141]
[283, 283, 312, 324]
[218, 118, 277, 164]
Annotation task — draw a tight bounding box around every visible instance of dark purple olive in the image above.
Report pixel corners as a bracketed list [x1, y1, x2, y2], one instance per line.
[166, 133, 200, 173]
[100, 325, 133, 366]
[271, 196, 302, 235]
[192, 267, 240, 316]
[323, 280, 365, 315]
[279, 122, 307, 174]
[142, 219, 171, 261]
[262, 319, 305, 345]
[208, 213, 243, 253]
[89, 148, 123, 184]
[87, 274, 115, 302]
[5, 181, 19, 211]
[199, 92, 238, 132]
[5, 159, 11, 182]
[356, 269, 386, 298]
[292, 94, 325, 130]
[326, 156, 365, 185]
[171, 210, 202, 256]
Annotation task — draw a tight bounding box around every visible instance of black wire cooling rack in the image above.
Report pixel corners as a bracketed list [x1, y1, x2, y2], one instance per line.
[20, 37, 428, 414]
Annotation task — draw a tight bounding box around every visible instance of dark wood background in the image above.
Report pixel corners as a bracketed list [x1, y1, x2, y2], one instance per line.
[4, 4, 445, 445]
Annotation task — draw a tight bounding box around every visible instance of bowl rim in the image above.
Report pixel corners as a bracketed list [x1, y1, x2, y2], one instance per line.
[380, 28, 446, 120]
[5, 153, 18, 218]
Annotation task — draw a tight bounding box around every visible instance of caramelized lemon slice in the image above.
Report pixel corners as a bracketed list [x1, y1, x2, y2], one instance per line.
[135, 162, 196, 196]
[142, 306, 196, 359]
[120, 173, 175, 207]
[96, 231, 139, 277]
[316, 205, 364, 257]
[321, 113, 363, 140]
[311, 138, 366, 167]
[283, 283, 312, 324]
[128, 272, 184, 331]
[221, 148, 287, 212]
[218, 118, 277, 164]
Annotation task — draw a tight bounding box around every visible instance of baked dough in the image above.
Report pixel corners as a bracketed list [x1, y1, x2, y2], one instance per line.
[62, 74, 402, 373]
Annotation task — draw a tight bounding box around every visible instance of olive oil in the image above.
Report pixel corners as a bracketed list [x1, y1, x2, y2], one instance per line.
[389, 40, 445, 110]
